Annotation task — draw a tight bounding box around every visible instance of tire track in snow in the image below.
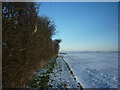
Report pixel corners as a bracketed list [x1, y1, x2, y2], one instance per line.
[61, 55, 83, 89]
[48, 55, 83, 89]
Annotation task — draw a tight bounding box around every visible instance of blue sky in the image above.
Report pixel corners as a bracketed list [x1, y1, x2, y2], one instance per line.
[39, 2, 118, 51]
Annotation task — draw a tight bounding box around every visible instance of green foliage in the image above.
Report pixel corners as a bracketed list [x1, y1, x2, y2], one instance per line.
[30, 56, 57, 88]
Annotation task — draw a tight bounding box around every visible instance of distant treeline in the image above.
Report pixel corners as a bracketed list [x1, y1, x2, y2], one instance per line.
[2, 2, 60, 88]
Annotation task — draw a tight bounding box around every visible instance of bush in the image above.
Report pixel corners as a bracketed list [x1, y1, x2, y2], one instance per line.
[2, 2, 59, 88]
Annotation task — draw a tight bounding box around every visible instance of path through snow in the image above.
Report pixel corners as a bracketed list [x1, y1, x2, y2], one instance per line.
[31, 56, 82, 89]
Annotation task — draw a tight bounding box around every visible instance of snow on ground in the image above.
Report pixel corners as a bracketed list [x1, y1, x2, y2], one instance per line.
[31, 56, 82, 89]
[48, 56, 81, 88]
[63, 51, 118, 88]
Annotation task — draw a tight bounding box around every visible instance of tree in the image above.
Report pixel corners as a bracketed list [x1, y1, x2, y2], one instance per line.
[2, 2, 59, 88]
[2, 2, 40, 88]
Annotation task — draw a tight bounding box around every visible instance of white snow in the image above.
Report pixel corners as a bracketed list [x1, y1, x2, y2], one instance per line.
[32, 56, 82, 89]
[63, 51, 118, 88]
[48, 56, 81, 88]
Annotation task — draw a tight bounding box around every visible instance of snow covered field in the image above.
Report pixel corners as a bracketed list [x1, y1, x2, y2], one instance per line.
[63, 51, 118, 88]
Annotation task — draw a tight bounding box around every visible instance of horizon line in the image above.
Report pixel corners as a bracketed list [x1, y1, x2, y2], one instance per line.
[1, 0, 119, 2]
[60, 50, 119, 52]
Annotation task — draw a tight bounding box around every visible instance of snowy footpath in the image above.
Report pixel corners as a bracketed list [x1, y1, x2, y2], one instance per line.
[30, 56, 82, 89]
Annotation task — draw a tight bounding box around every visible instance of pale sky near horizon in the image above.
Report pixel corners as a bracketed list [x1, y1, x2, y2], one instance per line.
[39, 2, 118, 51]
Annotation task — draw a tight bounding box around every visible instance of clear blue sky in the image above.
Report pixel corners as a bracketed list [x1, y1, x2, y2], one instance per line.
[39, 2, 118, 51]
